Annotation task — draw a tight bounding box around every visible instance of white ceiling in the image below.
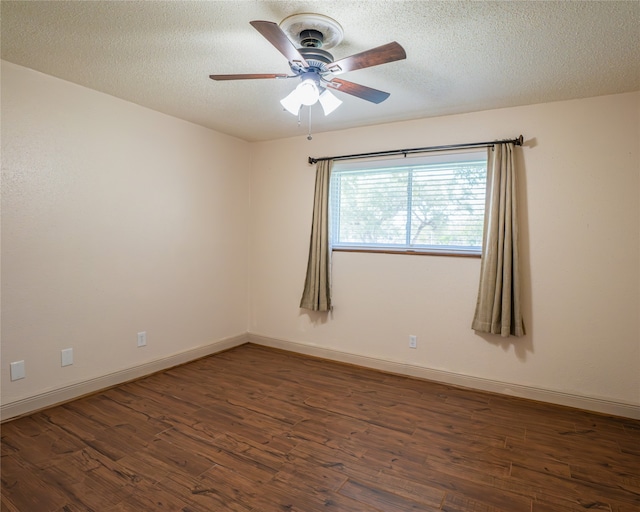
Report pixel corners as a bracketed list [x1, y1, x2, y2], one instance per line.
[2, 1, 639, 142]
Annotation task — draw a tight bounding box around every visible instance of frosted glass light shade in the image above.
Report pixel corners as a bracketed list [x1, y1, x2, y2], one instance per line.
[280, 90, 303, 115]
[319, 90, 342, 115]
[297, 79, 320, 106]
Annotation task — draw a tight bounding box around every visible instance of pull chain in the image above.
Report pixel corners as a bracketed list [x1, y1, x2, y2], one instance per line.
[307, 106, 313, 140]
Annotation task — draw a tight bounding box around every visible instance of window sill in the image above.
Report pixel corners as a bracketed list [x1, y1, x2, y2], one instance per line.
[332, 247, 481, 258]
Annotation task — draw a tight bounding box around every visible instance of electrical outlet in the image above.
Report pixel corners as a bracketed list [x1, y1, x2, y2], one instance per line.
[61, 348, 73, 367]
[10, 360, 25, 381]
[409, 335, 417, 349]
[137, 331, 147, 347]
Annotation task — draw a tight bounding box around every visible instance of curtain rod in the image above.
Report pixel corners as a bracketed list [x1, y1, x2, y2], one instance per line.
[308, 135, 524, 165]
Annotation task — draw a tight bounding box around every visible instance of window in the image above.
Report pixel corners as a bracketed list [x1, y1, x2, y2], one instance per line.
[329, 150, 487, 255]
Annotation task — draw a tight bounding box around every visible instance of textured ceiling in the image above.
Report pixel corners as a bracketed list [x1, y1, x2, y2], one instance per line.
[2, 1, 639, 142]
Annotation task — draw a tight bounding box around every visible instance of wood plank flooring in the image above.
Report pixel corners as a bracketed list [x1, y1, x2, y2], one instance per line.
[2, 343, 639, 511]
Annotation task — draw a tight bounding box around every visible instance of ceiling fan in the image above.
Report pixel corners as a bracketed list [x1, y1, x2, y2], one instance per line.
[209, 14, 407, 116]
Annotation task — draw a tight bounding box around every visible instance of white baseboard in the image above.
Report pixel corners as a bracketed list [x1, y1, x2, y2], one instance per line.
[248, 333, 640, 420]
[4, 332, 637, 421]
[0, 333, 248, 422]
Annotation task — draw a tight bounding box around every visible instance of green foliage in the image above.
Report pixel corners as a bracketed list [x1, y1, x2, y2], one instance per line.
[331, 162, 486, 249]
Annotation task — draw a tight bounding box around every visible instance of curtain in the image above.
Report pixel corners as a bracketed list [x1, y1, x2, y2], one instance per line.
[300, 159, 333, 311]
[472, 143, 525, 337]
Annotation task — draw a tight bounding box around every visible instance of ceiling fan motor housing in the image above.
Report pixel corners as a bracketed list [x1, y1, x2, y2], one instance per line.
[299, 48, 334, 66]
[297, 48, 335, 89]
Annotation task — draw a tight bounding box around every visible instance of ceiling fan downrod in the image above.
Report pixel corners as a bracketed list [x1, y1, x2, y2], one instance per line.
[299, 29, 324, 48]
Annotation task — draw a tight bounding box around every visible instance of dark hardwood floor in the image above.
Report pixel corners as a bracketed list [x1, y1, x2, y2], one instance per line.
[1, 343, 639, 511]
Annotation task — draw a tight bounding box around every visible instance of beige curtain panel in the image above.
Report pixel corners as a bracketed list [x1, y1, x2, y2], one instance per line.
[472, 143, 525, 337]
[300, 159, 333, 312]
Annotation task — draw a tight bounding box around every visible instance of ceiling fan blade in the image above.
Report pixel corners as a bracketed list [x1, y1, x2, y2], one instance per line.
[250, 20, 309, 68]
[209, 73, 290, 81]
[326, 78, 391, 104]
[327, 42, 406, 75]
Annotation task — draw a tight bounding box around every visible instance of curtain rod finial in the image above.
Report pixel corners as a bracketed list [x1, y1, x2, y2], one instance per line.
[517, 135, 524, 146]
[308, 157, 317, 165]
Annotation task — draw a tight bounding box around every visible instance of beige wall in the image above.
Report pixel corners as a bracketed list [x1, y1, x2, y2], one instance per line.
[1, 62, 250, 406]
[249, 92, 640, 408]
[2, 59, 639, 416]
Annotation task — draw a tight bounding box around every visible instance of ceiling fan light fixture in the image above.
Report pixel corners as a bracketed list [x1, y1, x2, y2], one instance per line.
[319, 89, 342, 115]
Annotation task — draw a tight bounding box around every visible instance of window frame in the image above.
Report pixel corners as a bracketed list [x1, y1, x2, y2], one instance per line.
[329, 149, 488, 257]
